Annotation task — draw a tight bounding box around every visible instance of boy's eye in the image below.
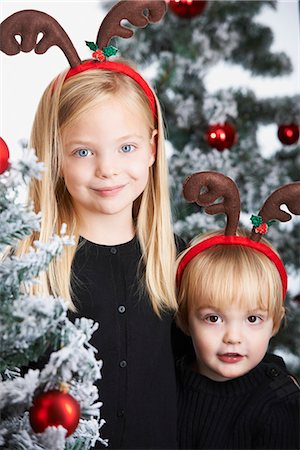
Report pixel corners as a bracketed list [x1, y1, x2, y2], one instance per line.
[206, 315, 220, 323]
[74, 149, 92, 157]
[120, 144, 135, 153]
[247, 315, 260, 323]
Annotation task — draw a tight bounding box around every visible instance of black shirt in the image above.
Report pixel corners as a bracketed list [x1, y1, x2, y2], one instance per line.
[70, 236, 179, 449]
[177, 356, 300, 449]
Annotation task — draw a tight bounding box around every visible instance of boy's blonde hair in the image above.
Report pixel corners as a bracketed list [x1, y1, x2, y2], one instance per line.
[17, 61, 177, 315]
[176, 229, 285, 335]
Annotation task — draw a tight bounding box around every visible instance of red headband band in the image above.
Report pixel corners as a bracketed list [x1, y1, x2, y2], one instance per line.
[176, 235, 288, 301]
[65, 60, 157, 119]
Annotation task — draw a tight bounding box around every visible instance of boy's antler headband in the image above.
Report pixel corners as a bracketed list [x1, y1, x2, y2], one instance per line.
[0, 1, 167, 118]
[176, 171, 300, 300]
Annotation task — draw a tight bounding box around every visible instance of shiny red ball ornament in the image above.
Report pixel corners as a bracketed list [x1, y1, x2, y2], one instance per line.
[206, 123, 237, 151]
[277, 123, 299, 146]
[167, 0, 207, 18]
[0, 137, 10, 174]
[29, 390, 80, 436]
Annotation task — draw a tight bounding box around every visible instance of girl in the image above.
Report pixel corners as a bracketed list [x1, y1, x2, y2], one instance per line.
[175, 171, 300, 449]
[1, 2, 185, 448]
[23, 64, 181, 448]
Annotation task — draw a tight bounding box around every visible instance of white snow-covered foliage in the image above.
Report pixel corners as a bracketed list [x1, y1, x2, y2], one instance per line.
[0, 148, 107, 449]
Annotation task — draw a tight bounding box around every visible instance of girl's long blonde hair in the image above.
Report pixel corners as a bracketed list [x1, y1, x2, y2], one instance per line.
[176, 229, 285, 335]
[17, 62, 177, 315]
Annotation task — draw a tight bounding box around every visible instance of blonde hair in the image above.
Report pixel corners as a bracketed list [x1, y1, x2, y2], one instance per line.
[176, 229, 285, 335]
[17, 61, 177, 315]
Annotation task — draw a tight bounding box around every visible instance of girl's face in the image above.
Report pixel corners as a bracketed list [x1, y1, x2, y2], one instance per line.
[61, 96, 156, 223]
[188, 302, 274, 381]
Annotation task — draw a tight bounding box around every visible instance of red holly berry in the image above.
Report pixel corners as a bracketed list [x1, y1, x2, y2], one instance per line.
[255, 223, 268, 234]
[92, 49, 105, 62]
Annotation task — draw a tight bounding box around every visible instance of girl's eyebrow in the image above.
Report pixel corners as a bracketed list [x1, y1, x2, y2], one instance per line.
[64, 135, 145, 147]
[116, 134, 144, 142]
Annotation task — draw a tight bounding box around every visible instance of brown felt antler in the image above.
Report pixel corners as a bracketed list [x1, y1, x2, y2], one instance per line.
[97, 0, 167, 49]
[183, 171, 241, 236]
[0, 2, 167, 69]
[251, 182, 300, 242]
[0, 10, 81, 68]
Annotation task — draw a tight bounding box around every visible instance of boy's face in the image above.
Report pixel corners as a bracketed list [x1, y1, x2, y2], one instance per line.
[188, 302, 274, 381]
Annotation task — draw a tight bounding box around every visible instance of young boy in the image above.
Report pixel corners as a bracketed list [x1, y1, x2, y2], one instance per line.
[175, 172, 300, 449]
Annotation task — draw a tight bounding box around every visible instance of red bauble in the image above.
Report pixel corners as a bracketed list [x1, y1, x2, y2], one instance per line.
[277, 123, 299, 146]
[206, 123, 237, 151]
[0, 137, 10, 174]
[29, 390, 80, 437]
[167, 0, 207, 18]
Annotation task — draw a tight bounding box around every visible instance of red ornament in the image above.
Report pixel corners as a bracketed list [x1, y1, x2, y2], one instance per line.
[0, 137, 10, 174]
[167, 0, 207, 18]
[277, 123, 299, 146]
[293, 294, 300, 305]
[206, 123, 237, 151]
[29, 390, 80, 437]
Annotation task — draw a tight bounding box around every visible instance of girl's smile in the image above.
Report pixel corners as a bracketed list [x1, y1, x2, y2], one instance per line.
[91, 184, 127, 197]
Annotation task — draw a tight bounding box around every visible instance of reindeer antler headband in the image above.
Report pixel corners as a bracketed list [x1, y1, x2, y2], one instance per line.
[0, 1, 167, 118]
[176, 171, 300, 300]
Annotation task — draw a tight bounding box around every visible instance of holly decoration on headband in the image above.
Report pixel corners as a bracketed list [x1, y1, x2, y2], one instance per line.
[85, 41, 118, 61]
[250, 215, 275, 235]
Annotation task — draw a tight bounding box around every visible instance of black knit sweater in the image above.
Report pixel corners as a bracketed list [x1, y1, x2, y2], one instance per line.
[70, 236, 185, 449]
[177, 356, 300, 449]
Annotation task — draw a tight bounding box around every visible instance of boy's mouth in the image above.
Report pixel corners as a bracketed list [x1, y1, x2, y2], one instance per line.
[217, 353, 244, 363]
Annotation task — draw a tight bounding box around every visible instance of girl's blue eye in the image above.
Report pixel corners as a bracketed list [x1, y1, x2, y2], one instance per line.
[75, 149, 91, 157]
[121, 144, 135, 153]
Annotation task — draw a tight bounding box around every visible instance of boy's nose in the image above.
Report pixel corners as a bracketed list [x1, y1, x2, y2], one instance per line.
[222, 325, 242, 345]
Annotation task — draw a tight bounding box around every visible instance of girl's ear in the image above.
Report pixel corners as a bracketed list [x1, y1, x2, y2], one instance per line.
[150, 129, 158, 161]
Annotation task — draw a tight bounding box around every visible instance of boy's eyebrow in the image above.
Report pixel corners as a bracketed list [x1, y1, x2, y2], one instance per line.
[195, 305, 222, 312]
[247, 308, 269, 314]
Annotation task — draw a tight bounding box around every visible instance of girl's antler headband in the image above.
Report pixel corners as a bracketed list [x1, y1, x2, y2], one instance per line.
[0, 1, 167, 118]
[176, 171, 300, 300]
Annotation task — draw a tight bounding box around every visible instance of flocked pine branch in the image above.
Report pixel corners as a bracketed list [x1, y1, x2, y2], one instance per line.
[0, 148, 107, 449]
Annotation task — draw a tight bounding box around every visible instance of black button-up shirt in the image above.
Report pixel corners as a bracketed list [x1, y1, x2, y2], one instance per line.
[70, 236, 178, 449]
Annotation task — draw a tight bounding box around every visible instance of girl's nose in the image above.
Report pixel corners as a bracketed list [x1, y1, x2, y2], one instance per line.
[95, 153, 117, 178]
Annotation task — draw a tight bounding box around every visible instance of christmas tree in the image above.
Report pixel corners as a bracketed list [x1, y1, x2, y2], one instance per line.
[0, 141, 107, 449]
[102, 0, 300, 375]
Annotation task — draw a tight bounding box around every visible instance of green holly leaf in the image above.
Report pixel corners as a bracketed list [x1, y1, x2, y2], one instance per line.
[250, 214, 263, 227]
[85, 41, 98, 51]
[103, 46, 118, 57]
[267, 219, 276, 227]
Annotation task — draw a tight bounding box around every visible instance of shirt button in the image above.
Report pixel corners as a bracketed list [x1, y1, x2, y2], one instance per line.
[110, 247, 117, 254]
[266, 367, 280, 378]
[119, 360, 127, 368]
[118, 305, 126, 313]
[117, 410, 124, 417]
